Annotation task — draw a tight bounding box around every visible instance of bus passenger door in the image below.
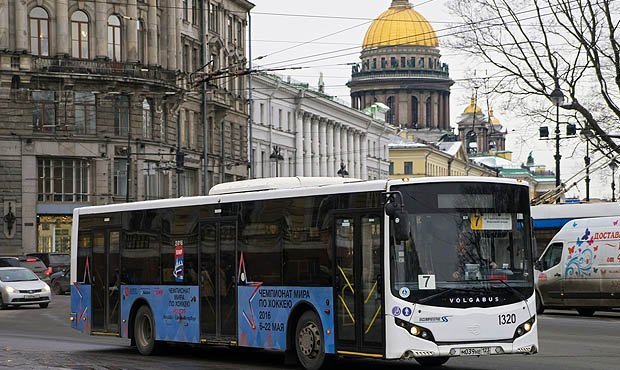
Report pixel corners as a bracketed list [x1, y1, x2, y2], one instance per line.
[91, 229, 121, 334]
[200, 220, 237, 342]
[334, 213, 384, 356]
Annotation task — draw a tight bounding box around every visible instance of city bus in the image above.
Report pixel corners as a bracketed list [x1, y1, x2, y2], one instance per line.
[70, 176, 538, 369]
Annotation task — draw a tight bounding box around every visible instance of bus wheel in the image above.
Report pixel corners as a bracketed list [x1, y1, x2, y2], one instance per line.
[415, 356, 449, 367]
[536, 292, 545, 315]
[295, 311, 325, 370]
[577, 308, 595, 317]
[135, 305, 159, 355]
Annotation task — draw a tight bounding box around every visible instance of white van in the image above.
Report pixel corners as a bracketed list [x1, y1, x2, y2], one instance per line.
[535, 216, 620, 316]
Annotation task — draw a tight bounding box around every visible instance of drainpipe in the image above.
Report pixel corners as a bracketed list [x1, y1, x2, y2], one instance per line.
[268, 79, 281, 177]
[201, 0, 209, 193]
[247, 12, 253, 178]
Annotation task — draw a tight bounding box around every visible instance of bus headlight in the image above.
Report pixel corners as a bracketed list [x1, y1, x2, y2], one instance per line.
[513, 316, 535, 339]
[395, 317, 436, 342]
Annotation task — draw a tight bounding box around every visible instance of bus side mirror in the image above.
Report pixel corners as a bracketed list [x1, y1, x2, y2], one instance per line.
[534, 260, 542, 271]
[386, 201, 409, 242]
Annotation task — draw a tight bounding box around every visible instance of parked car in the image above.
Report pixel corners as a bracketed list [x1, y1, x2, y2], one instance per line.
[0, 267, 52, 309]
[50, 268, 70, 295]
[0, 257, 19, 267]
[26, 253, 70, 273]
[18, 257, 51, 282]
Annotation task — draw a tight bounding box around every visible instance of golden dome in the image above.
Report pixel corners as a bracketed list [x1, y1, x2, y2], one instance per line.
[463, 96, 482, 114]
[363, 1, 439, 49]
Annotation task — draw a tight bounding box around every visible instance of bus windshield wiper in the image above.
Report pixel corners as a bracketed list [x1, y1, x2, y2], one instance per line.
[479, 278, 527, 302]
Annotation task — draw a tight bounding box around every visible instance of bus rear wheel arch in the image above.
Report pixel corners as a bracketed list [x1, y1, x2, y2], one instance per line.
[295, 310, 326, 370]
[134, 305, 160, 355]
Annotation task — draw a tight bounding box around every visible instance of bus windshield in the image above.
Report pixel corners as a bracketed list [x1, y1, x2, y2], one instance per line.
[390, 182, 534, 307]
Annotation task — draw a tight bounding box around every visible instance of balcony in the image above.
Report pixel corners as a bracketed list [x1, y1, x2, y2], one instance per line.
[350, 67, 450, 82]
[32, 57, 177, 83]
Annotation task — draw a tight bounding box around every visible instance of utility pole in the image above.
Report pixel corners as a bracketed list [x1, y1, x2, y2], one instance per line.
[200, 0, 209, 195]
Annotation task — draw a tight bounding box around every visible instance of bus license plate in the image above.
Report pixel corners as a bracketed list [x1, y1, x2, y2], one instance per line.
[459, 347, 491, 356]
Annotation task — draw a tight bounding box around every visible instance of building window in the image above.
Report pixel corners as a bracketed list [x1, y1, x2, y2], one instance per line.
[33, 91, 55, 132]
[74, 92, 96, 134]
[389, 162, 394, 175]
[411, 96, 419, 128]
[71, 11, 89, 59]
[114, 159, 128, 196]
[192, 112, 199, 148]
[208, 3, 218, 32]
[183, 0, 189, 21]
[404, 161, 413, 175]
[287, 111, 291, 131]
[278, 109, 283, 129]
[184, 110, 191, 147]
[237, 19, 243, 48]
[192, 0, 198, 24]
[227, 15, 233, 42]
[113, 95, 130, 136]
[37, 158, 89, 202]
[182, 168, 197, 196]
[425, 97, 432, 128]
[386, 96, 394, 124]
[183, 44, 189, 72]
[401, 57, 406, 68]
[107, 15, 122, 61]
[137, 19, 145, 63]
[144, 162, 161, 200]
[30, 7, 49, 56]
[142, 98, 152, 139]
[193, 46, 199, 74]
[259, 103, 265, 124]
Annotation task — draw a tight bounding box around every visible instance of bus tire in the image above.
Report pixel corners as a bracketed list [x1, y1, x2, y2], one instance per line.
[577, 308, 595, 317]
[134, 305, 159, 355]
[295, 310, 326, 370]
[536, 292, 545, 315]
[415, 356, 449, 367]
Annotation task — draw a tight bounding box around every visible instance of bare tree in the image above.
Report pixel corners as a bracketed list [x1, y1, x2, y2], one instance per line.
[448, 0, 620, 156]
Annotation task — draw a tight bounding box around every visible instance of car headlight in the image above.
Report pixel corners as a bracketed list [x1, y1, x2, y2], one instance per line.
[42, 284, 51, 292]
[5, 286, 15, 293]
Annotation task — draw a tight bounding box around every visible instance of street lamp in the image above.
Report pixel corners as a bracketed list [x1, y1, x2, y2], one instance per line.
[269, 146, 284, 177]
[610, 160, 618, 202]
[580, 126, 593, 202]
[549, 82, 565, 202]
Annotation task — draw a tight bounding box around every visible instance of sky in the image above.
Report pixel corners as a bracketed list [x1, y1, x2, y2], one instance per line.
[249, 0, 614, 200]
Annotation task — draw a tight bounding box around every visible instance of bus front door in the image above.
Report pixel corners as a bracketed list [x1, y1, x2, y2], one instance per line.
[334, 213, 384, 356]
[91, 229, 121, 334]
[200, 221, 237, 342]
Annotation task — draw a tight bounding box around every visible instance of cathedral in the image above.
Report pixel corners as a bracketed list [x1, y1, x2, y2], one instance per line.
[348, 0, 453, 142]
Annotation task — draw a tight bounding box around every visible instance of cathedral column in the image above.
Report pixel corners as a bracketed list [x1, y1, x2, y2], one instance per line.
[341, 126, 348, 175]
[167, 0, 177, 69]
[15, 0, 28, 51]
[319, 118, 327, 176]
[445, 92, 451, 130]
[327, 121, 335, 177]
[295, 111, 304, 176]
[148, 0, 158, 65]
[56, 0, 69, 56]
[353, 132, 360, 178]
[437, 93, 443, 129]
[361, 134, 368, 180]
[127, 0, 139, 63]
[303, 113, 312, 176]
[347, 129, 354, 178]
[334, 123, 341, 175]
[432, 92, 439, 129]
[311, 116, 320, 176]
[0, 0, 10, 49]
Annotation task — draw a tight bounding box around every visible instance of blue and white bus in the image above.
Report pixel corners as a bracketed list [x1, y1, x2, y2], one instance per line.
[70, 176, 537, 369]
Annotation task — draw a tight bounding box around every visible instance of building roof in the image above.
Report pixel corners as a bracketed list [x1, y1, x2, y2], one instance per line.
[362, 1, 439, 48]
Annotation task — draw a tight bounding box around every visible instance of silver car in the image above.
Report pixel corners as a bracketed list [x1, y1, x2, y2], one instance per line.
[0, 267, 52, 309]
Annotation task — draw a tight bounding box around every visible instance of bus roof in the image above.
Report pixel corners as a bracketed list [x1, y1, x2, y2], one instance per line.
[531, 202, 620, 229]
[74, 176, 526, 216]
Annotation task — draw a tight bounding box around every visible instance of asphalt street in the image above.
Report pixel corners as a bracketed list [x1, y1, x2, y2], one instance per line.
[1, 294, 619, 369]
